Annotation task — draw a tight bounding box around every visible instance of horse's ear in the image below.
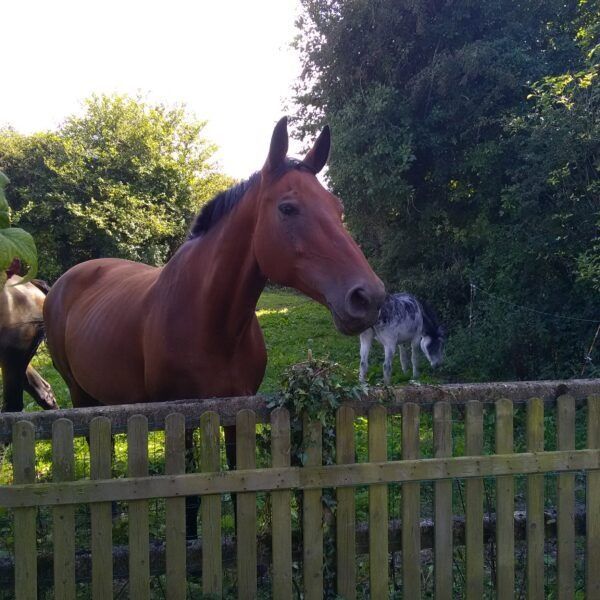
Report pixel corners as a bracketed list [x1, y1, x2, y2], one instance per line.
[264, 116, 289, 173]
[303, 125, 330, 174]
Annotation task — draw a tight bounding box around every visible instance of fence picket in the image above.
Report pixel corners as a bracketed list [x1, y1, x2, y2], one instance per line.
[434, 402, 452, 600]
[90, 417, 113, 600]
[236, 409, 257, 599]
[13, 420, 37, 600]
[557, 395, 575, 600]
[165, 413, 186, 600]
[402, 402, 420, 597]
[128, 414, 150, 600]
[303, 415, 323, 600]
[527, 397, 545, 600]
[369, 405, 388, 598]
[271, 408, 292, 600]
[465, 401, 483, 599]
[495, 399, 514, 598]
[587, 394, 600, 597]
[201, 411, 222, 596]
[336, 405, 356, 599]
[52, 418, 76, 599]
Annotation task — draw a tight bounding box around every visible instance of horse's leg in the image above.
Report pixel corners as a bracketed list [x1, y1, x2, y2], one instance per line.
[1, 361, 25, 412]
[359, 329, 374, 382]
[185, 429, 200, 539]
[411, 338, 421, 379]
[383, 341, 395, 385]
[23, 365, 58, 410]
[399, 344, 411, 374]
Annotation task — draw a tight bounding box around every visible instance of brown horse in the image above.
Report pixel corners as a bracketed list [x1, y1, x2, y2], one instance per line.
[44, 117, 385, 533]
[0, 274, 57, 412]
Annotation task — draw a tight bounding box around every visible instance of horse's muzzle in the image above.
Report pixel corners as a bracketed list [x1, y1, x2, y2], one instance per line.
[330, 282, 385, 335]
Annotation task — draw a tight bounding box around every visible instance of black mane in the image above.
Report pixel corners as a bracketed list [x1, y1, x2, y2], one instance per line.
[189, 159, 314, 240]
[419, 299, 443, 339]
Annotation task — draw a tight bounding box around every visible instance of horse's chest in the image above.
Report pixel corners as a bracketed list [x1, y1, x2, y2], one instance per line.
[147, 327, 267, 400]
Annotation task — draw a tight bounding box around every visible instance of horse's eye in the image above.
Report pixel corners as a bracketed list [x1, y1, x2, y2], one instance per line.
[278, 202, 299, 216]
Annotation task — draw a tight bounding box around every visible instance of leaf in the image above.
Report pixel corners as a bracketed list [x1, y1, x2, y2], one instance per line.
[0, 227, 38, 283]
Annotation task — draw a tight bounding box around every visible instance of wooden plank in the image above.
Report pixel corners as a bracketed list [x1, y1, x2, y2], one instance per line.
[52, 418, 76, 600]
[495, 398, 514, 598]
[236, 409, 257, 600]
[271, 408, 292, 600]
[557, 395, 575, 600]
[368, 405, 388, 598]
[336, 405, 356, 600]
[90, 416, 113, 600]
[465, 401, 483, 600]
[3, 380, 600, 442]
[12, 420, 37, 600]
[128, 414, 150, 600]
[587, 394, 600, 597]
[527, 397, 545, 600]
[402, 402, 420, 597]
[433, 402, 452, 600]
[201, 411, 222, 597]
[303, 415, 323, 600]
[165, 413, 186, 600]
[2, 448, 599, 507]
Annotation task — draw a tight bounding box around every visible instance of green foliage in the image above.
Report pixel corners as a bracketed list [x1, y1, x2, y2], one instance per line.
[0, 171, 37, 284]
[0, 94, 233, 279]
[295, 0, 600, 381]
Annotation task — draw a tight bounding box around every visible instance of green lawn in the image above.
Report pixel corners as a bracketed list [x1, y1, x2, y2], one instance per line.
[22, 287, 409, 410]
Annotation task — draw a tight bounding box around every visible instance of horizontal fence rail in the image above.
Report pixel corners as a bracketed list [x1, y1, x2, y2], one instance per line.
[1, 380, 600, 599]
[0, 378, 598, 442]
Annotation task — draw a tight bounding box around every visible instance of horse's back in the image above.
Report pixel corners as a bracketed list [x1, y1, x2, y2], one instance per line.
[373, 292, 423, 344]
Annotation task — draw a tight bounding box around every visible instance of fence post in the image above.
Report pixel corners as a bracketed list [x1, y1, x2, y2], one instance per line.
[587, 394, 600, 597]
[236, 409, 257, 599]
[402, 402, 420, 597]
[557, 395, 575, 600]
[465, 401, 483, 599]
[303, 414, 323, 600]
[13, 420, 37, 600]
[527, 397, 544, 600]
[271, 408, 292, 600]
[165, 413, 186, 600]
[336, 405, 356, 599]
[201, 411, 222, 597]
[128, 414, 150, 599]
[52, 418, 76, 600]
[369, 405, 388, 598]
[495, 399, 514, 597]
[90, 416, 113, 600]
[434, 401, 452, 600]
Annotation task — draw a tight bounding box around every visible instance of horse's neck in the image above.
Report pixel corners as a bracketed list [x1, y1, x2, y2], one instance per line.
[156, 191, 266, 343]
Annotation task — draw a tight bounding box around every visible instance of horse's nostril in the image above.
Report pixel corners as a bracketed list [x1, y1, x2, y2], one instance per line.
[346, 286, 371, 318]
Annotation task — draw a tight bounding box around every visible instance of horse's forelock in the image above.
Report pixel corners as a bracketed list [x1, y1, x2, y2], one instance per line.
[188, 159, 315, 240]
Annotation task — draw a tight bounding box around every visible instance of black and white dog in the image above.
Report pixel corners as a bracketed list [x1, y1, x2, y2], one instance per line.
[359, 293, 445, 383]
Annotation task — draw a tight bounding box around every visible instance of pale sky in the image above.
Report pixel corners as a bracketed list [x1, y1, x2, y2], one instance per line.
[2, 0, 305, 178]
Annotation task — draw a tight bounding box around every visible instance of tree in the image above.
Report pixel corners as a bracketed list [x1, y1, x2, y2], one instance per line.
[0, 94, 233, 280]
[294, 0, 600, 380]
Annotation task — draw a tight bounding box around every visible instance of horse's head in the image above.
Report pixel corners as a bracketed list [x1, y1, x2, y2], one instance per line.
[253, 117, 385, 335]
[420, 326, 446, 369]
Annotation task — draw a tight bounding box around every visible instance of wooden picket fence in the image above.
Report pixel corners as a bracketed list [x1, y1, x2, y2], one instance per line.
[1, 379, 600, 598]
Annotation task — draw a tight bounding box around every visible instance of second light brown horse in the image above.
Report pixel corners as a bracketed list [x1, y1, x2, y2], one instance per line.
[44, 117, 385, 534]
